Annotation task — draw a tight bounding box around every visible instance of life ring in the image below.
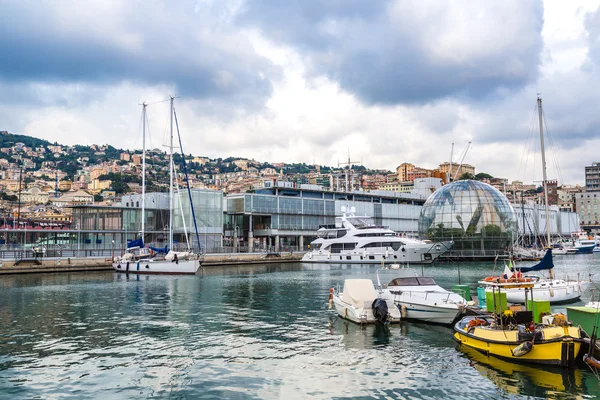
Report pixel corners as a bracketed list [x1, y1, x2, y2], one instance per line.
[484, 276, 496, 282]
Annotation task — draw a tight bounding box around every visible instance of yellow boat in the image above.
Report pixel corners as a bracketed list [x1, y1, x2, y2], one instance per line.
[454, 281, 584, 367]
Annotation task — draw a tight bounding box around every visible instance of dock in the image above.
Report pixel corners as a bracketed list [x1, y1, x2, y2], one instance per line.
[0, 251, 305, 275]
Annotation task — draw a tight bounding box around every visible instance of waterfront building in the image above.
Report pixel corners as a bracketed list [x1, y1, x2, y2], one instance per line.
[585, 162, 600, 192]
[575, 192, 600, 234]
[419, 180, 580, 257]
[223, 184, 426, 251]
[438, 162, 475, 180]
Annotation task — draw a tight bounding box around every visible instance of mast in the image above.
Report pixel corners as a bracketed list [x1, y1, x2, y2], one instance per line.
[169, 96, 174, 251]
[449, 143, 454, 183]
[141, 102, 147, 241]
[537, 96, 551, 248]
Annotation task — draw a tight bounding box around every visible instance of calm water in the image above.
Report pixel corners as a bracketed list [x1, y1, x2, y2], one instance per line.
[1, 255, 600, 399]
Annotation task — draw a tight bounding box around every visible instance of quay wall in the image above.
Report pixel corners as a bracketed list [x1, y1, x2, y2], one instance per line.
[0, 252, 305, 274]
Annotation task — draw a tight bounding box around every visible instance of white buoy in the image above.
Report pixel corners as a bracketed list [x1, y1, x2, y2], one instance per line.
[391, 264, 400, 270]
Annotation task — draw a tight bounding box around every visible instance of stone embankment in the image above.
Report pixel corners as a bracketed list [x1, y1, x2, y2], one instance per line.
[0, 252, 305, 274]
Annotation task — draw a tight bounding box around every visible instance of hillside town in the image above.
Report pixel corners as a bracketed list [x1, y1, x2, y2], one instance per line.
[0, 130, 596, 233]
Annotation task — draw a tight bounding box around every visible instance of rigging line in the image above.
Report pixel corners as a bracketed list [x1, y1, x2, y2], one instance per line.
[541, 109, 564, 185]
[173, 106, 201, 252]
[145, 98, 172, 106]
[518, 105, 538, 183]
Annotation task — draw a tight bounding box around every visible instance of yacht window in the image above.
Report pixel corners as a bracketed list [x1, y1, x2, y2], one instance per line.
[369, 256, 375, 260]
[310, 243, 321, 250]
[343, 243, 357, 250]
[330, 244, 343, 253]
[337, 230, 347, 238]
[391, 242, 402, 251]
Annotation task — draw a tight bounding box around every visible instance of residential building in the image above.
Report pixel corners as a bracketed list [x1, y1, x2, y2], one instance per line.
[585, 162, 600, 191]
[575, 192, 600, 234]
[438, 162, 476, 181]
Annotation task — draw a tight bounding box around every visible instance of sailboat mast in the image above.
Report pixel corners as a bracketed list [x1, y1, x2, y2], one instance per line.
[537, 96, 551, 247]
[169, 96, 174, 251]
[141, 102, 147, 241]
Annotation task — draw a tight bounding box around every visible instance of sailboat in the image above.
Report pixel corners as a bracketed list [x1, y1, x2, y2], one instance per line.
[113, 98, 200, 275]
[483, 97, 589, 303]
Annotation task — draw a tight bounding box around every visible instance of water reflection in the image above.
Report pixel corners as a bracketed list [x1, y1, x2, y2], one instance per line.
[457, 345, 597, 398]
[0, 257, 599, 398]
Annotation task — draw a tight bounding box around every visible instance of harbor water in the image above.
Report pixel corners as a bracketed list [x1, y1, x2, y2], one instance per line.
[1, 255, 600, 399]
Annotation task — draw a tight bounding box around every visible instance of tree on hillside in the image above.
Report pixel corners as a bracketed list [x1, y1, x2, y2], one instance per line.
[475, 172, 494, 180]
[459, 172, 475, 180]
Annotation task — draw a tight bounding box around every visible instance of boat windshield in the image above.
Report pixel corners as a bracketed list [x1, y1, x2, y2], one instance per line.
[388, 277, 437, 286]
[347, 217, 374, 228]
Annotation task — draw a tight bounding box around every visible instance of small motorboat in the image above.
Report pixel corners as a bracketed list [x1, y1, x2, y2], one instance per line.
[331, 279, 401, 324]
[382, 275, 467, 325]
[454, 280, 584, 367]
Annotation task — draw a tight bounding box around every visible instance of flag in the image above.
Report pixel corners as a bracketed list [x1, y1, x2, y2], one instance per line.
[503, 263, 514, 279]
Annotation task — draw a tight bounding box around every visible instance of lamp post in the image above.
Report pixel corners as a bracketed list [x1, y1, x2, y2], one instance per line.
[76, 222, 80, 256]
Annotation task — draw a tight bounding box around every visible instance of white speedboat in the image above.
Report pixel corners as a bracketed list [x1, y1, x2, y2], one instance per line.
[482, 249, 590, 304]
[303, 206, 452, 264]
[594, 246, 600, 253]
[332, 279, 401, 324]
[573, 239, 597, 254]
[381, 275, 467, 325]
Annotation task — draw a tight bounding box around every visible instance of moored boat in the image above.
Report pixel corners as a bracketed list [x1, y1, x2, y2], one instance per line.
[482, 249, 589, 304]
[331, 279, 401, 324]
[303, 206, 452, 264]
[381, 275, 467, 325]
[454, 281, 584, 367]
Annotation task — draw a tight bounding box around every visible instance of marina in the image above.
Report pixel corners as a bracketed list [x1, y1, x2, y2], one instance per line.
[1, 254, 600, 398]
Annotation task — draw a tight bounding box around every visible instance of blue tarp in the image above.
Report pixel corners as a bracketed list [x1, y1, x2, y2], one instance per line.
[518, 249, 554, 273]
[127, 238, 144, 249]
[149, 245, 168, 254]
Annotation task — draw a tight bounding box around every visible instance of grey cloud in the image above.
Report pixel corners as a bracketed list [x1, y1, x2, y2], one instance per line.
[0, 1, 276, 108]
[236, 0, 545, 105]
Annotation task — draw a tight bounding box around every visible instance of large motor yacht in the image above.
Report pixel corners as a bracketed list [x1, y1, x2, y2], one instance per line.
[302, 206, 452, 264]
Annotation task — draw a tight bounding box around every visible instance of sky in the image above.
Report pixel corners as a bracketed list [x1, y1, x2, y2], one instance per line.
[1, 0, 599, 185]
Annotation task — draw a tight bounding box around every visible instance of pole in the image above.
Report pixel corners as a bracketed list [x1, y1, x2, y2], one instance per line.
[449, 143, 454, 183]
[141, 102, 147, 243]
[17, 160, 23, 235]
[169, 97, 174, 251]
[537, 96, 551, 248]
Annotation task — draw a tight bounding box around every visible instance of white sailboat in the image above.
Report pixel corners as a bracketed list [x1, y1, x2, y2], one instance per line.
[113, 98, 200, 275]
[482, 97, 589, 303]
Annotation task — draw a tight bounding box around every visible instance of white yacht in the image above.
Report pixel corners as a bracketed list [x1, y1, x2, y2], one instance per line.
[302, 206, 452, 264]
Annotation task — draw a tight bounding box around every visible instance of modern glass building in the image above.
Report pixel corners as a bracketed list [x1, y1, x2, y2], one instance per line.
[224, 186, 424, 250]
[419, 180, 517, 253]
[173, 189, 224, 250]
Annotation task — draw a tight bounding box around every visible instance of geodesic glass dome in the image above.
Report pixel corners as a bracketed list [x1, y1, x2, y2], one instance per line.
[419, 180, 517, 252]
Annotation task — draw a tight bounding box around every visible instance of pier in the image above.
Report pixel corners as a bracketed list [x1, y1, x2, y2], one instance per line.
[0, 251, 305, 274]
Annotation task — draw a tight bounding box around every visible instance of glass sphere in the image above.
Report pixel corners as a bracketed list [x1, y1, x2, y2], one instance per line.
[419, 180, 517, 252]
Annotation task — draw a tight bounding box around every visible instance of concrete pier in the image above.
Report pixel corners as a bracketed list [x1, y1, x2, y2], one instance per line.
[0, 252, 305, 274]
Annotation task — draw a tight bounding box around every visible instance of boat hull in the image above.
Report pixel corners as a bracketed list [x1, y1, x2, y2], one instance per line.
[113, 259, 200, 275]
[395, 300, 462, 325]
[333, 295, 401, 324]
[499, 282, 589, 304]
[454, 318, 583, 367]
[303, 242, 451, 264]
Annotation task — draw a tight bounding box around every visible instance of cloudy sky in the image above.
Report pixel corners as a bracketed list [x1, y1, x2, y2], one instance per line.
[1, 0, 599, 185]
